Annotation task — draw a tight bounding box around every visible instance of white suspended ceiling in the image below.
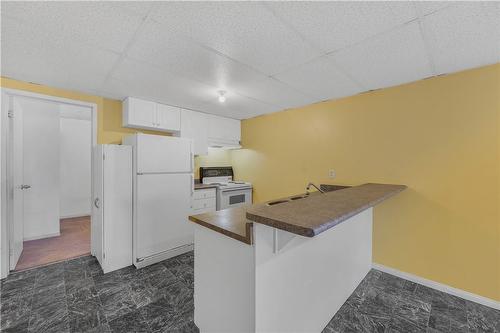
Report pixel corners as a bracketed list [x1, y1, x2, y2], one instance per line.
[1, 1, 499, 120]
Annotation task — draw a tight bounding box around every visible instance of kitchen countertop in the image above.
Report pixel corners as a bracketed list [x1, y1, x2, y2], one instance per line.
[189, 183, 406, 244]
[194, 183, 218, 190]
[189, 206, 253, 244]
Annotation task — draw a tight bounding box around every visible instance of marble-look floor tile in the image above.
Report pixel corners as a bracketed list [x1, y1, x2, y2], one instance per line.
[3, 253, 500, 333]
[99, 285, 137, 322]
[2, 321, 29, 333]
[358, 288, 397, 321]
[1, 276, 35, 300]
[28, 299, 69, 333]
[129, 270, 179, 308]
[387, 315, 427, 332]
[0, 294, 33, 330]
[323, 302, 388, 333]
[65, 277, 95, 296]
[393, 295, 431, 329]
[68, 299, 107, 333]
[466, 300, 500, 332]
[138, 297, 177, 332]
[67, 286, 99, 307]
[31, 283, 66, 310]
[108, 310, 150, 333]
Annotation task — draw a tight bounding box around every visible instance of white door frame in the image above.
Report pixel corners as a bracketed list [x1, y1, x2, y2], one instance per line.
[0, 88, 98, 278]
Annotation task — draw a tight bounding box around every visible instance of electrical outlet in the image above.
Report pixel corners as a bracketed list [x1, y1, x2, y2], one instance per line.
[329, 169, 336, 179]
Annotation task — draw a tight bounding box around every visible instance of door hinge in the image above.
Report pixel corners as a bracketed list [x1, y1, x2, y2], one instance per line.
[7, 110, 13, 118]
[103, 153, 105, 160]
[103, 253, 106, 259]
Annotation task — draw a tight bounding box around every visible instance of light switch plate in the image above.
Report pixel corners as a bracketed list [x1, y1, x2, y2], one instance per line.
[329, 169, 336, 179]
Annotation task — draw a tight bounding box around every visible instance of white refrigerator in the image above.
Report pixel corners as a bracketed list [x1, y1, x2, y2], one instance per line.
[92, 144, 133, 273]
[123, 133, 194, 268]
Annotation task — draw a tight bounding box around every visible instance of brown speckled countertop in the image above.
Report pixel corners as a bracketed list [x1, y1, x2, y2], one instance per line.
[194, 183, 218, 190]
[189, 206, 253, 244]
[189, 183, 406, 244]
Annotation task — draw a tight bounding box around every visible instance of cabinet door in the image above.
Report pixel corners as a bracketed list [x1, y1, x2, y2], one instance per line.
[208, 114, 241, 143]
[156, 103, 181, 132]
[123, 97, 156, 129]
[181, 109, 208, 155]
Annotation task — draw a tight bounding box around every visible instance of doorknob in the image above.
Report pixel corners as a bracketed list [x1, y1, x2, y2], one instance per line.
[20, 185, 31, 190]
[94, 198, 100, 208]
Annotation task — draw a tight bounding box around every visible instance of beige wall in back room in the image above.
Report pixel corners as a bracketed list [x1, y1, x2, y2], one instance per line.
[231, 63, 500, 301]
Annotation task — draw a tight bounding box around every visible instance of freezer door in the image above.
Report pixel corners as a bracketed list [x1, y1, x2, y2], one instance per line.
[137, 134, 193, 174]
[92, 145, 104, 265]
[103, 145, 133, 272]
[136, 173, 193, 260]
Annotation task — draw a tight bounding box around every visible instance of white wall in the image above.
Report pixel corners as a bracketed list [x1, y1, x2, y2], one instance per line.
[59, 110, 91, 218]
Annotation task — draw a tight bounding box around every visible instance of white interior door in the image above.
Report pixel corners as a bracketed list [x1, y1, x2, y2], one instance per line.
[9, 98, 24, 270]
[136, 173, 193, 259]
[18, 97, 60, 240]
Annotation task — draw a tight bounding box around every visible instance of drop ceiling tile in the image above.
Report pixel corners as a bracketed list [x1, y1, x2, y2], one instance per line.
[1, 1, 146, 53]
[128, 19, 316, 110]
[1, 15, 118, 93]
[421, 2, 500, 75]
[151, 2, 321, 75]
[330, 21, 434, 91]
[127, 20, 264, 90]
[274, 56, 364, 101]
[104, 58, 216, 111]
[266, 2, 417, 53]
[201, 93, 277, 120]
[231, 76, 318, 110]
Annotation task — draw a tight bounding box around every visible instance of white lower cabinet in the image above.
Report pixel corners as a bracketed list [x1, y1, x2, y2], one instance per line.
[193, 188, 216, 214]
[92, 145, 133, 274]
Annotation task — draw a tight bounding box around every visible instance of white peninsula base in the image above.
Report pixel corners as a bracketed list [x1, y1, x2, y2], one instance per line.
[193, 208, 373, 333]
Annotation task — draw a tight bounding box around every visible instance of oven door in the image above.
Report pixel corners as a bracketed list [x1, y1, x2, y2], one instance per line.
[217, 188, 252, 210]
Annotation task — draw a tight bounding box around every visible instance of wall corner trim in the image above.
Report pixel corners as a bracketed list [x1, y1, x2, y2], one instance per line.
[372, 263, 500, 310]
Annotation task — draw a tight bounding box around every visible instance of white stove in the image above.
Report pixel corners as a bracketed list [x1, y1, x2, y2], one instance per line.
[200, 167, 252, 210]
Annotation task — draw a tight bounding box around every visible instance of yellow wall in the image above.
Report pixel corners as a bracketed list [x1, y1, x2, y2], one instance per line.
[0, 77, 169, 144]
[232, 64, 500, 300]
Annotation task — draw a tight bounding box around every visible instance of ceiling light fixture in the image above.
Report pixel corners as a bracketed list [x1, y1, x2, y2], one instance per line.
[218, 90, 226, 103]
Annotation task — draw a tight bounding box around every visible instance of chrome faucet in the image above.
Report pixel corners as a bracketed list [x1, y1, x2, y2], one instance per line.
[306, 182, 325, 194]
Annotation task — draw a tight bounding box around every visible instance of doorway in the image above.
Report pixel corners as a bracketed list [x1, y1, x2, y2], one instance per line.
[1, 89, 97, 276]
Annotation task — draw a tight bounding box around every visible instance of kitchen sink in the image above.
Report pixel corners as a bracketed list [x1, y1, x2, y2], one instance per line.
[267, 200, 289, 206]
[290, 195, 308, 200]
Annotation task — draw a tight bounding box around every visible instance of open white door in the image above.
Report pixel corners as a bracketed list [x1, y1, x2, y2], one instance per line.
[9, 98, 24, 270]
[21, 97, 60, 240]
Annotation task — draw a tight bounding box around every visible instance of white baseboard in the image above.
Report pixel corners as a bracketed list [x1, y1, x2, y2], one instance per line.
[372, 263, 500, 310]
[134, 244, 193, 269]
[23, 232, 60, 241]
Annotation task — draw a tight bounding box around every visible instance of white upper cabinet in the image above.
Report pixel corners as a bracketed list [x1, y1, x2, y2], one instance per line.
[180, 109, 208, 156]
[156, 103, 181, 131]
[207, 114, 241, 147]
[123, 97, 181, 133]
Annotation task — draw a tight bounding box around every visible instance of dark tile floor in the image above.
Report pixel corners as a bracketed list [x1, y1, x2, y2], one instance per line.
[1, 251, 499, 333]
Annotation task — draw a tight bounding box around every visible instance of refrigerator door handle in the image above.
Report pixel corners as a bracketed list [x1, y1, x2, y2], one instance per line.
[190, 174, 194, 197]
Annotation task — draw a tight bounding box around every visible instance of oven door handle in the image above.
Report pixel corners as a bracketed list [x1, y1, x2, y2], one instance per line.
[220, 188, 251, 194]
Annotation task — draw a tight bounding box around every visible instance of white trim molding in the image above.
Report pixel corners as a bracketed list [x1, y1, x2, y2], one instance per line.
[0, 88, 98, 279]
[373, 263, 500, 310]
[23, 232, 60, 242]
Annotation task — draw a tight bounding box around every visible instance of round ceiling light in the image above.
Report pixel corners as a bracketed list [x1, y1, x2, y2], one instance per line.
[218, 90, 226, 103]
